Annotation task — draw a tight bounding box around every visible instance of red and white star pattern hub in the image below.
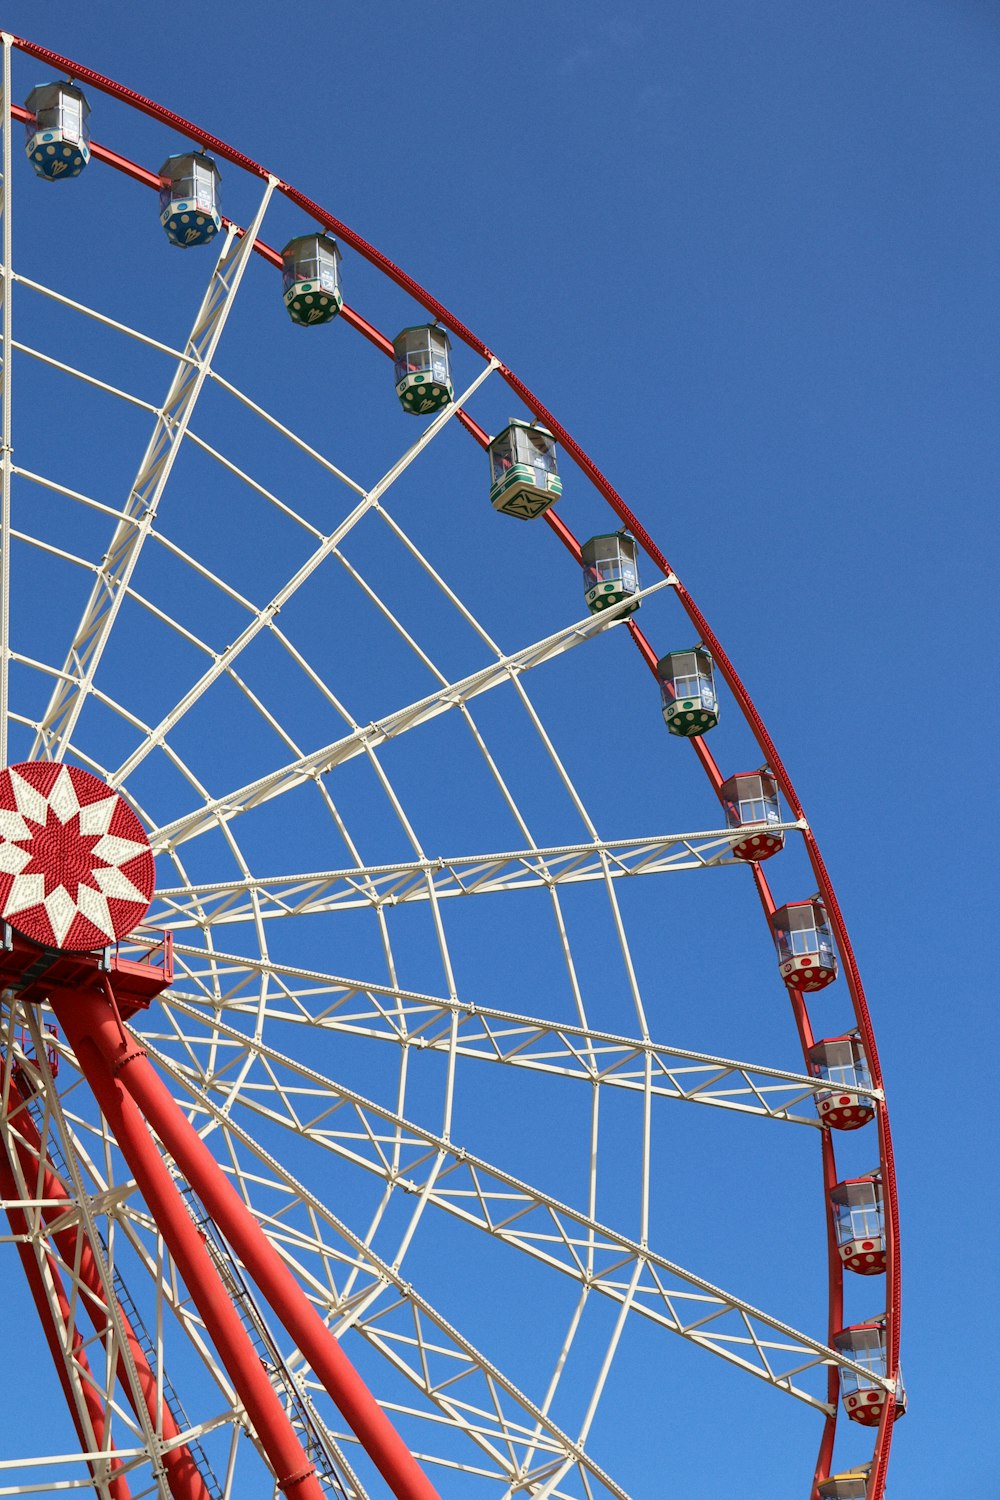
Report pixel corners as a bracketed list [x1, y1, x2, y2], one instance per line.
[0, 763, 155, 952]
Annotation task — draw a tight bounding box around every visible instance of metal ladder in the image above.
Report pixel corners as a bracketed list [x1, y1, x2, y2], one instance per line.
[106, 1247, 225, 1500]
[13, 1074, 225, 1500]
[179, 1183, 370, 1500]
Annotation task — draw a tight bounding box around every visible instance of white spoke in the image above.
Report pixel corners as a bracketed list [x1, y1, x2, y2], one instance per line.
[161, 947, 858, 1122]
[122, 1049, 648, 1500]
[142, 1018, 867, 1410]
[30, 178, 277, 763]
[149, 583, 672, 852]
[110, 356, 499, 789]
[13, 270, 193, 363]
[10, 1005, 637, 1500]
[150, 825, 804, 926]
[2, 1007, 251, 1496]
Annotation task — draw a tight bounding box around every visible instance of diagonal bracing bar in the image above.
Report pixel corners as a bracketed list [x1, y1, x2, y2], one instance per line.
[30, 178, 277, 763]
[149, 826, 806, 929]
[109, 356, 499, 789]
[149, 584, 673, 853]
[157, 963, 876, 1124]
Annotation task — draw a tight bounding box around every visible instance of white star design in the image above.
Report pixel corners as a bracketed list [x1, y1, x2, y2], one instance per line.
[44, 886, 77, 948]
[0, 808, 31, 843]
[93, 833, 149, 867]
[9, 769, 49, 827]
[0, 841, 30, 876]
[78, 795, 118, 838]
[5, 872, 45, 916]
[0, 763, 154, 949]
[93, 865, 149, 905]
[76, 883, 115, 941]
[48, 766, 81, 826]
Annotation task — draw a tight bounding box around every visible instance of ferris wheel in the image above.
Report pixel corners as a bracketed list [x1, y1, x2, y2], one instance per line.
[0, 30, 903, 1500]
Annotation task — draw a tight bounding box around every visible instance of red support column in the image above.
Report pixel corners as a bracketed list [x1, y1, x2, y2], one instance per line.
[51, 995, 326, 1500]
[0, 1146, 133, 1500]
[7, 1082, 216, 1500]
[54, 983, 442, 1500]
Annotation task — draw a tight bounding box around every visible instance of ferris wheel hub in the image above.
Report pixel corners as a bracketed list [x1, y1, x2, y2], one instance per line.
[0, 762, 154, 952]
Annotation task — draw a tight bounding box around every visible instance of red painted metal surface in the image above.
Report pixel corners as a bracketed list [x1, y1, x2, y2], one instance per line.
[51, 986, 329, 1500]
[53, 980, 443, 1500]
[0, 1142, 133, 1500]
[813, 1126, 846, 1491]
[4, 30, 901, 1497]
[0, 922, 173, 1020]
[6, 1077, 216, 1500]
[0, 762, 154, 951]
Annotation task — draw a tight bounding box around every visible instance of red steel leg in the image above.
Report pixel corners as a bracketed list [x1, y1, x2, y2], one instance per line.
[7, 1081, 215, 1500]
[52, 998, 327, 1500]
[0, 1145, 133, 1500]
[54, 983, 442, 1500]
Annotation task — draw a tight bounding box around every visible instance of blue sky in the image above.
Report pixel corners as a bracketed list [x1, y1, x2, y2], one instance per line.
[0, 2, 994, 1496]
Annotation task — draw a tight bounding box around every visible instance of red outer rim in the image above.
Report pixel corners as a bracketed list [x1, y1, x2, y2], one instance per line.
[5, 30, 900, 1498]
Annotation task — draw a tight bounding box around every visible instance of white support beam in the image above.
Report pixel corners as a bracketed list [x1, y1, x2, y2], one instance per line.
[30, 179, 277, 763]
[149, 825, 805, 928]
[149, 581, 673, 853]
[160, 950, 857, 1122]
[110, 356, 500, 789]
[142, 1015, 879, 1408]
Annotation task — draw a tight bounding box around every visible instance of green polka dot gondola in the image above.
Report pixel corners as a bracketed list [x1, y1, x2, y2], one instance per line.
[284, 279, 343, 326]
[585, 581, 639, 615]
[396, 372, 453, 414]
[161, 198, 222, 248]
[662, 700, 720, 737]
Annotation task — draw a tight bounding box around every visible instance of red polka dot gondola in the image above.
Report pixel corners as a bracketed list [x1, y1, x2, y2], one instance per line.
[0, 763, 154, 951]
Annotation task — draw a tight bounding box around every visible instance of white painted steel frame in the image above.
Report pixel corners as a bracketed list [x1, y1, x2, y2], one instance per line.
[0, 37, 894, 1500]
[30, 177, 277, 764]
[152, 953, 877, 1123]
[148, 827, 806, 923]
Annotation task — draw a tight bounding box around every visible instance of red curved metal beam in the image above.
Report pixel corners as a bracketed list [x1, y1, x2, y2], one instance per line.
[4, 29, 900, 1497]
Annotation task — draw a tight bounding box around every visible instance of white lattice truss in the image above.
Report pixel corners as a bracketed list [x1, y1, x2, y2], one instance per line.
[0, 55, 888, 1499]
[1, 994, 887, 1500]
